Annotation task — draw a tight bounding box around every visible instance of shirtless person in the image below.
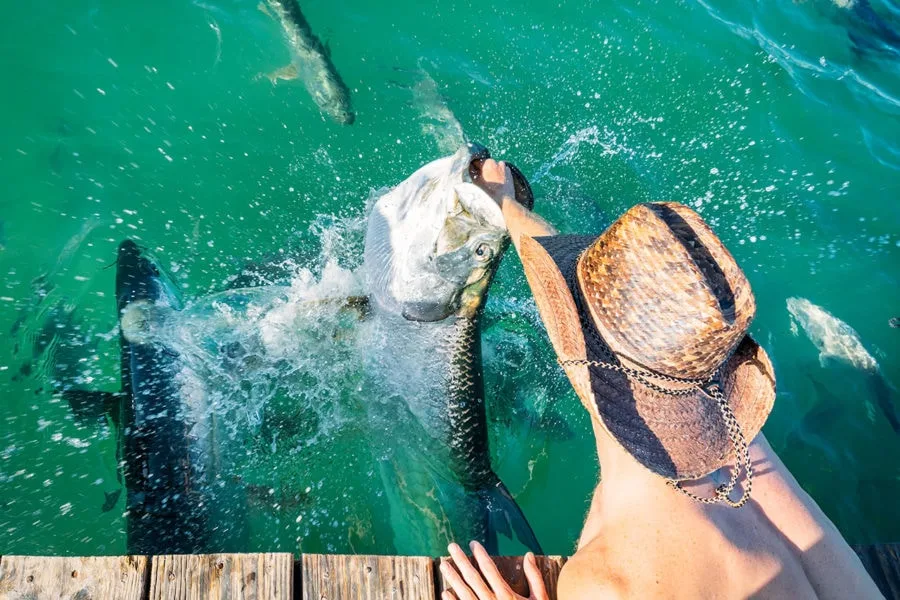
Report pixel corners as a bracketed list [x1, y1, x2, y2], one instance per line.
[439, 159, 882, 600]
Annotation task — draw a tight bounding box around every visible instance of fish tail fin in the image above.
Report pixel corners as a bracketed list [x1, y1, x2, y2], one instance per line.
[480, 479, 543, 555]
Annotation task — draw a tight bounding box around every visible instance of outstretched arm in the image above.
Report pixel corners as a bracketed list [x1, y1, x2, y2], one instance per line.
[473, 158, 557, 252]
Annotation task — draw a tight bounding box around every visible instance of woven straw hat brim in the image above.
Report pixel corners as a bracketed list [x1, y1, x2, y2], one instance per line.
[519, 233, 775, 480]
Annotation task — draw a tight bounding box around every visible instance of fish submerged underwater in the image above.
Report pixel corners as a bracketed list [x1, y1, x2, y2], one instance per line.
[261, 0, 355, 125]
[69, 144, 541, 555]
[787, 297, 900, 434]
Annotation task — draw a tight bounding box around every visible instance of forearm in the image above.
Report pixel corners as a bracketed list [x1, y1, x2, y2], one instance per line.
[501, 195, 557, 253]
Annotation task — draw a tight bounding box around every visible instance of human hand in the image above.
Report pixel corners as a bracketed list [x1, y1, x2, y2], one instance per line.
[440, 541, 550, 600]
[472, 158, 516, 207]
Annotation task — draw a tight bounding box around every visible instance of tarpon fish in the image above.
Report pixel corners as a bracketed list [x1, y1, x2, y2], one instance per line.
[65, 145, 540, 555]
[262, 0, 354, 125]
[787, 297, 899, 434]
[361, 144, 542, 555]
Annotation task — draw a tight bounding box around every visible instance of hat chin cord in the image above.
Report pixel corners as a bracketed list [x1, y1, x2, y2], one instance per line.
[557, 356, 754, 508]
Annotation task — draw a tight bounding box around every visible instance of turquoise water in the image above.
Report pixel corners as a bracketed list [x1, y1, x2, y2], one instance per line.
[2, 0, 899, 556]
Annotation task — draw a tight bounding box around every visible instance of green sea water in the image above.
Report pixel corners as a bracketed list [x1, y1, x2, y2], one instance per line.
[1, 0, 899, 556]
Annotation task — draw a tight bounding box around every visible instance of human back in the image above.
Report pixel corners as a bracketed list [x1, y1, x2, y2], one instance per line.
[560, 435, 882, 599]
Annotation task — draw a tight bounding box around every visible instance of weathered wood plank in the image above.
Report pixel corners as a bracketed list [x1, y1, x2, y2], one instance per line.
[437, 555, 566, 600]
[854, 544, 900, 600]
[0, 555, 148, 600]
[148, 553, 292, 600]
[301, 554, 434, 600]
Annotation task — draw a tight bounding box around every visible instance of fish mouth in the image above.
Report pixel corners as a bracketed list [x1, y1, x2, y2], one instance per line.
[400, 301, 456, 322]
[466, 142, 492, 183]
[465, 142, 534, 211]
[337, 110, 356, 125]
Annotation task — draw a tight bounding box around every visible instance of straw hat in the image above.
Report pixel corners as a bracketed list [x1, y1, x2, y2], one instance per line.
[519, 202, 775, 506]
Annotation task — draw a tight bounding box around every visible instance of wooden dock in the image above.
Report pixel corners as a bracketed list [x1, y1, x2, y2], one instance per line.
[0, 545, 896, 599]
[0, 553, 565, 600]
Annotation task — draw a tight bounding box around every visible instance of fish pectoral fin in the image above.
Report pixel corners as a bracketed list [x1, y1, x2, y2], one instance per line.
[480, 479, 543, 555]
[257, 1, 273, 19]
[101, 488, 123, 513]
[63, 390, 121, 424]
[264, 64, 299, 85]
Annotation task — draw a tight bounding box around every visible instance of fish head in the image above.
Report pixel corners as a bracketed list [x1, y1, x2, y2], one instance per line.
[365, 143, 523, 322]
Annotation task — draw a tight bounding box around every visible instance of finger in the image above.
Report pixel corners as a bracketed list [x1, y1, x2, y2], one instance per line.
[440, 560, 478, 600]
[447, 543, 494, 598]
[493, 161, 508, 181]
[481, 159, 508, 184]
[480, 161, 498, 181]
[442, 591, 458, 600]
[523, 553, 549, 600]
[470, 541, 512, 594]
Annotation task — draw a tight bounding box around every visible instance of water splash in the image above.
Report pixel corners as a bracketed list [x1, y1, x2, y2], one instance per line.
[532, 125, 635, 183]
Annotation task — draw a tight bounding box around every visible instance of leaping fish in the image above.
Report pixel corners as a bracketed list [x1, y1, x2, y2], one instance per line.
[360, 143, 541, 555]
[64, 144, 541, 555]
[261, 0, 355, 125]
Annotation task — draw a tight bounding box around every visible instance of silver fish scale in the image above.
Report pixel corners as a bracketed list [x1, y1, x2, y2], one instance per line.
[443, 317, 495, 490]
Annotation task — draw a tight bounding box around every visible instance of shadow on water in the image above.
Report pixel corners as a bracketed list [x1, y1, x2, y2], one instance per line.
[846, 0, 900, 58]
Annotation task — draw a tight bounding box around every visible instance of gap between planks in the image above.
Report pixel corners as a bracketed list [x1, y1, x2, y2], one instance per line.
[0, 554, 565, 600]
[4, 547, 896, 600]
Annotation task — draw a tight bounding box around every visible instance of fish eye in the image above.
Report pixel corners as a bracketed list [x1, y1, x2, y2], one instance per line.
[474, 243, 492, 261]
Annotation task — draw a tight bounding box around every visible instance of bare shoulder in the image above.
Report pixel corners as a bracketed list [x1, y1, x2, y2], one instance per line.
[558, 536, 633, 600]
[558, 514, 733, 599]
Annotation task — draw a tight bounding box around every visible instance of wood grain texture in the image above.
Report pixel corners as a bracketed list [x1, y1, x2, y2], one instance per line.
[148, 553, 292, 600]
[301, 554, 434, 600]
[437, 555, 566, 600]
[0, 555, 148, 600]
[853, 543, 900, 600]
